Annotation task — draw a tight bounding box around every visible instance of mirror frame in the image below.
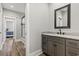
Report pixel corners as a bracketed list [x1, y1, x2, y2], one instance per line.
[54, 4, 71, 29]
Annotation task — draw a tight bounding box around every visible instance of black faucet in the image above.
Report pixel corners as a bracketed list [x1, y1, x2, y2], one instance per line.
[59, 29, 65, 35]
[59, 29, 62, 34]
[57, 29, 65, 35]
[57, 29, 61, 34]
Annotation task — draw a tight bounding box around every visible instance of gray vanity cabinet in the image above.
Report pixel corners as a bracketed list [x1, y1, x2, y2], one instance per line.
[42, 35, 48, 54]
[53, 37, 65, 56]
[66, 39, 79, 56]
[47, 36, 54, 56]
[42, 34, 79, 56]
[54, 42, 65, 56]
[42, 34, 55, 55]
[66, 46, 79, 56]
[42, 34, 65, 56]
[42, 35, 55, 56]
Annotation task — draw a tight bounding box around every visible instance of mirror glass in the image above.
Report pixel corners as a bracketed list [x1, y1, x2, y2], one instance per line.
[55, 4, 70, 28]
[56, 7, 68, 27]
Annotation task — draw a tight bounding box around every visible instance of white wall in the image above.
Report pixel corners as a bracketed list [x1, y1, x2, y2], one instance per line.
[0, 4, 3, 50]
[49, 3, 79, 35]
[3, 9, 24, 39]
[28, 3, 50, 55]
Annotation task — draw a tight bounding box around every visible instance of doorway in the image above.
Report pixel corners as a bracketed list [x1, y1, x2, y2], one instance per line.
[1, 3, 26, 56]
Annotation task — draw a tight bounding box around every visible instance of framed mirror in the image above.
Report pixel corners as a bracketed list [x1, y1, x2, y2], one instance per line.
[54, 4, 71, 29]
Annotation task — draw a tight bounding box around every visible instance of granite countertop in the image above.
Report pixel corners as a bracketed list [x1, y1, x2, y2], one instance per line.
[42, 32, 79, 40]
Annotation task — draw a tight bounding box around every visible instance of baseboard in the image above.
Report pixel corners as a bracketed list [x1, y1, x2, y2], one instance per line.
[29, 49, 43, 56]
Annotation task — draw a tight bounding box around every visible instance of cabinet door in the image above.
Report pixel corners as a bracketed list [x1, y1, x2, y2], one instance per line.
[66, 46, 79, 56]
[47, 39, 54, 56]
[54, 43, 65, 56]
[66, 39, 79, 49]
[42, 35, 47, 54]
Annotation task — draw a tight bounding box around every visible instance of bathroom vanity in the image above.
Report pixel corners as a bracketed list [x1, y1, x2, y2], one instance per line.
[42, 32, 79, 56]
[41, 4, 76, 56]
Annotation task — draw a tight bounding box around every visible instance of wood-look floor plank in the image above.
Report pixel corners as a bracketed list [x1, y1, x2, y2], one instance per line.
[0, 38, 26, 56]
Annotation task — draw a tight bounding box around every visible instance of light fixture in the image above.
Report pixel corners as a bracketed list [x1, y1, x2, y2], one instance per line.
[10, 5, 14, 8]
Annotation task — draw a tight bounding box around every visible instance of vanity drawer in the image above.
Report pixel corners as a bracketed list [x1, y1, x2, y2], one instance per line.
[53, 36, 65, 44]
[66, 46, 79, 56]
[66, 39, 79, 49]
[47, 36, 53, 41]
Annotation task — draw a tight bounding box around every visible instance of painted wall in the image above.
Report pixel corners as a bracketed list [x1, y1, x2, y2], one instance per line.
[49, 3, 79, 35]
[28, 3, 50, 55]
[0, 4, 3, 50]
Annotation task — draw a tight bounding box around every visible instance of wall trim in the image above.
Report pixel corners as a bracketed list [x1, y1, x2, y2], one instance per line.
[29, 49, 43, 56]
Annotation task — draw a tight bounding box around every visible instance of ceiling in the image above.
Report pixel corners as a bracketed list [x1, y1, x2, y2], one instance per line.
[2, 3, 26, 14]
